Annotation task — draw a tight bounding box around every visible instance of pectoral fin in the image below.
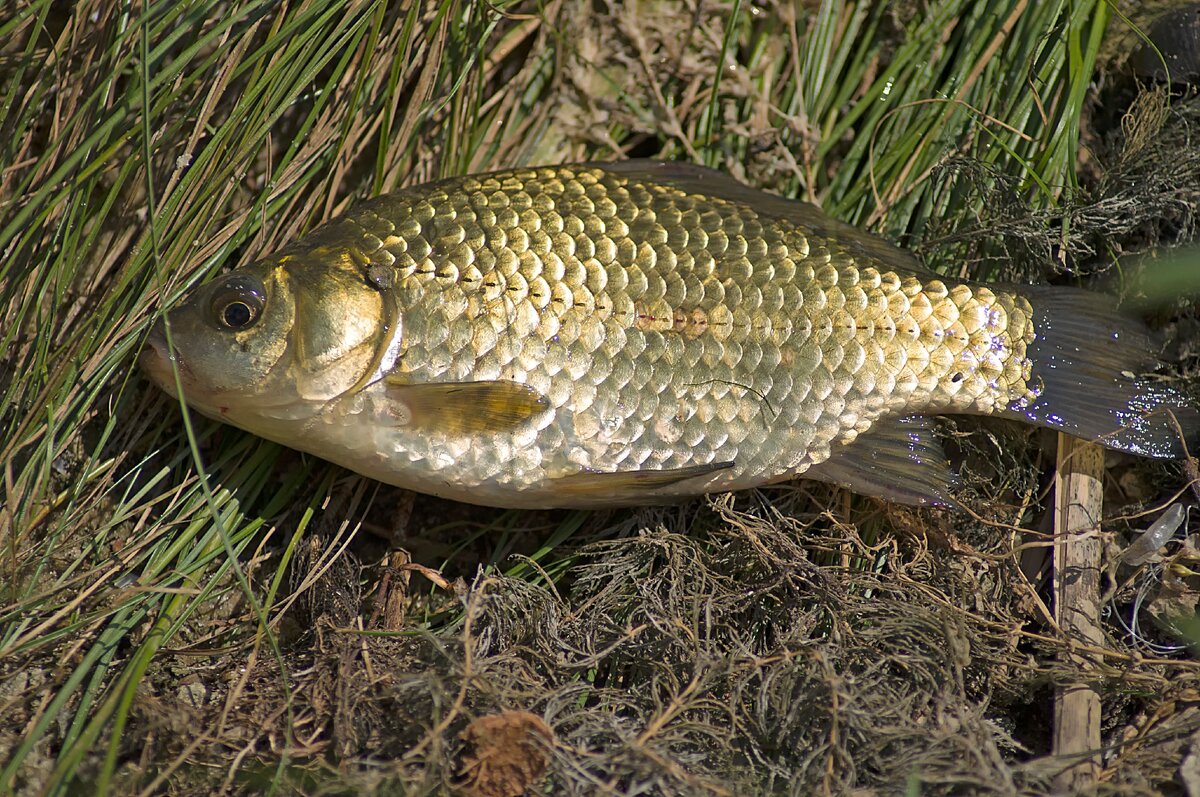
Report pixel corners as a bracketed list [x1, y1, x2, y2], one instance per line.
[805, 415, 959, 507]
[549, 461, 735, 503]
[385, 378, 550, 435]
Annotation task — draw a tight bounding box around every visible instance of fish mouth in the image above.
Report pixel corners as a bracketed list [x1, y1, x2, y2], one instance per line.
[139, 321, 186, 399]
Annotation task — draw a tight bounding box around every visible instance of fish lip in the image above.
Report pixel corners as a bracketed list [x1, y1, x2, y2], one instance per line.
[139, 321, 186, 397]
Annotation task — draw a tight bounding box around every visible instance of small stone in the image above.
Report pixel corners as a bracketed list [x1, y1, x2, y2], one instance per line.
[367, 263, 395, 290]
[176, 681, 207, 708]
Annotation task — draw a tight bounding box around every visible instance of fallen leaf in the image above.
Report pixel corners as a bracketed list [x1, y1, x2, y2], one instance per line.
[456, 711, 554, 797]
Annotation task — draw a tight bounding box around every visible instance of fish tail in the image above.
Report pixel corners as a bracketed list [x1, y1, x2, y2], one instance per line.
[1002, 286, 1198, 459]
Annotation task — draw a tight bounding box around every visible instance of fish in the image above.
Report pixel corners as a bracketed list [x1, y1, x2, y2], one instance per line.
[140, 160, 1198, 509]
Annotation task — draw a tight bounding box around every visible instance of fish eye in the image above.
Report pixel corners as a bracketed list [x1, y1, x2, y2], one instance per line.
[209, 276, 266, 331]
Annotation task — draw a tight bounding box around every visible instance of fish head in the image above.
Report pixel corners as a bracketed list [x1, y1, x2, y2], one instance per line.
[141, 249, 388, 433]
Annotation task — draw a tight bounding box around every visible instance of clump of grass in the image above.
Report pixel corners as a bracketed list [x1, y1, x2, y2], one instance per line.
[2, 0, 1199, 794]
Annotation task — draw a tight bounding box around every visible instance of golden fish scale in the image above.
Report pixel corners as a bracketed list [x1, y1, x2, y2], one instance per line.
[319, 166, 1037, 494]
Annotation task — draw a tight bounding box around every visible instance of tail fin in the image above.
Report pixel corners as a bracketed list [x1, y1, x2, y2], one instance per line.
[1003, 286, 1198, 459]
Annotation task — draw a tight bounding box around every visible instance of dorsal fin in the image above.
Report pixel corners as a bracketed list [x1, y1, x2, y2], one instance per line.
[595, 160, 930, 275]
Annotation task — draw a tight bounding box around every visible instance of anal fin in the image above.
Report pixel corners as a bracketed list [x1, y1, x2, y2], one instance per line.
[385, 378, 550, 436]
[805, 415, 959, 507]
[549, 461, 735, 503]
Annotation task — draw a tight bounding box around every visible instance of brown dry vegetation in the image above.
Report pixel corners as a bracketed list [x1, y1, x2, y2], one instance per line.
[4, 0, 1200, 795]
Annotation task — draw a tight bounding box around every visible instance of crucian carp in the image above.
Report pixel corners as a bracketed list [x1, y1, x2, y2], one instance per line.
[141, 161, 1198, 508]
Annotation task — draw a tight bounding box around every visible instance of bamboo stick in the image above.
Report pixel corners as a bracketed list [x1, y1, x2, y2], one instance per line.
[1052, 434, 1105, 789]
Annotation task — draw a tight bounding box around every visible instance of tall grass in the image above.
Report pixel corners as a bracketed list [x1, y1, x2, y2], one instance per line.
[1, 0, 1116, 792]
